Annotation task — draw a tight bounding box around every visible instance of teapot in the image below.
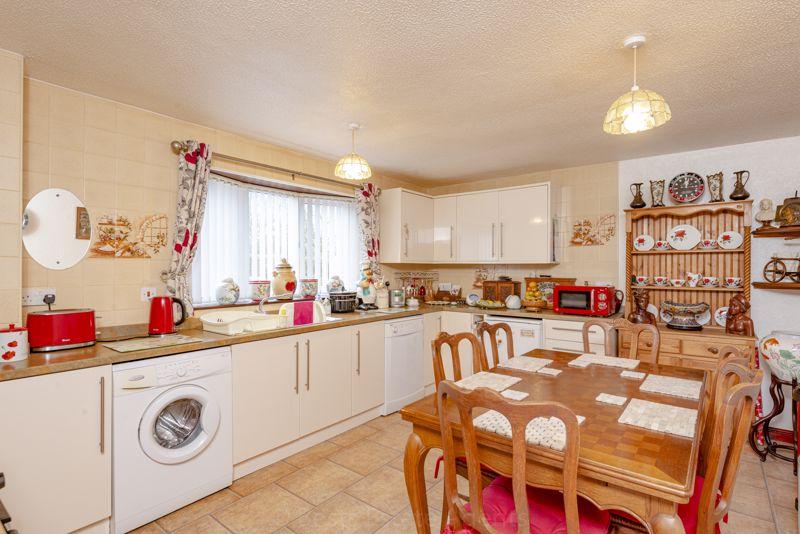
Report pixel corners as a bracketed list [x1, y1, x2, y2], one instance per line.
[271, 258, 297, 300]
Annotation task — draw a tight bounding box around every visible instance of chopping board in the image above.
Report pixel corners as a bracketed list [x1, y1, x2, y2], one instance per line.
[103, 335, 202, 353]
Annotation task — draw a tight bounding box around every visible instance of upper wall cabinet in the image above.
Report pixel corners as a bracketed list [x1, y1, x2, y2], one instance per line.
[433, 196, 458, 262]
[379, 189, 434, 263]
[456, 191, 499, 263]
[498, 184, 550, 263]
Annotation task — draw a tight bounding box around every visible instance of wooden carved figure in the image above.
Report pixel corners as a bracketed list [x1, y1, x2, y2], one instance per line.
[627, 288, 656, 325]
[725, 294, 754, 337]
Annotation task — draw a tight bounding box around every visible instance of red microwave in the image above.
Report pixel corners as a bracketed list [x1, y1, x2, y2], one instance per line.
[553, 285, 623, 317]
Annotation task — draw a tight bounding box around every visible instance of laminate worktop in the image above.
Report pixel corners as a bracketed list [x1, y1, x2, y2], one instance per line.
[0, 305, 616, 382]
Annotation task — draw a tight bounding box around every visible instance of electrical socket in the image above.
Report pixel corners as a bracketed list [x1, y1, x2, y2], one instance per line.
[22, 287, 56, 307]
[140, 287, 157, 301]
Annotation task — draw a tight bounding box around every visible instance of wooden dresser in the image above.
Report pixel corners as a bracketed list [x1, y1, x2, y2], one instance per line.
[618, 324, 756, 371]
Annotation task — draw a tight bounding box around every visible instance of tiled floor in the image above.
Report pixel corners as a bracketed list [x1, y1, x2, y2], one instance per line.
[132, 413, 798, 533]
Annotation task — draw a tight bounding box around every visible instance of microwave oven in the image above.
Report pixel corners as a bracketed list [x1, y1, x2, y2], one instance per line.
[553, 285, 623, 317]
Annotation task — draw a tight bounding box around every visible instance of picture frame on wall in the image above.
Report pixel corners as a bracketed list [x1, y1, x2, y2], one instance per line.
[75, 206, 91, 240]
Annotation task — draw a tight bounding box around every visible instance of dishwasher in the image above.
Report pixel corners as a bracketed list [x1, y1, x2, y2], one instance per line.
[382, 316, 425, 415]
[483, 315, 543, 362]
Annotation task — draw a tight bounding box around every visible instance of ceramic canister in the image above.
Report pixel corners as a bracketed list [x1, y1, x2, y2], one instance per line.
[0, 324, 29, 362]
[271, 258, 297, 300]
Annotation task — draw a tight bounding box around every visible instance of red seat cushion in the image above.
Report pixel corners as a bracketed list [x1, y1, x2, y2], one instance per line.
[441, 476, 610, 534]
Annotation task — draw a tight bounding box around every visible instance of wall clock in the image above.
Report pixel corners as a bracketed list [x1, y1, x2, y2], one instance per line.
[668, 172, 704, 203]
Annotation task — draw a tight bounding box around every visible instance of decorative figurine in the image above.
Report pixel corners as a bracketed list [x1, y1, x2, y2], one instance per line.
[356, 263, 378, 310]
[775, 191, 800, 227]
[729, 170, 751, 200]
[629, 183, 646, 209]
[327, 275, 345, 293]
[627, 288, 656, 324]
[725, 294, 754, 337]
[215, 277, 240, 305]
[755, 198, 777, 228]
[706, 172, 724, 202]
[649, 179, 665, 207]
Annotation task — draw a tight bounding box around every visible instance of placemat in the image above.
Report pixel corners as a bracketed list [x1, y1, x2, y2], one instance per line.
[596, 393, 627, 405]
[501, 389, 529, 400]
[569, 354, 640, 369]
[455, 371, 521, 392]
[621, 370, 646, 380]
[473, 411, 585, 451]
[640, 374, 702, 400]
[103, 335, 201, 353]
[618, 398, 698, 438]
[498, 356, 553, 373]
[536, 367, 562, 377]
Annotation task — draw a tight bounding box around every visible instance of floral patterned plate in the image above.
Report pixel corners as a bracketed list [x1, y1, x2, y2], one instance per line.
[667, 224, 701, 251]
[633, 234, 655, 251]
[714, 307, 729, 327]
[717, 230, 743, 250]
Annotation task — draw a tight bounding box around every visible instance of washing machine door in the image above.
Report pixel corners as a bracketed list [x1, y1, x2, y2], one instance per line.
[139, 384, 220, 464]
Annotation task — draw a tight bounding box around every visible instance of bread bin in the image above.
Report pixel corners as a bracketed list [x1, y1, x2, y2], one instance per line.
[329, 291, 358, 313]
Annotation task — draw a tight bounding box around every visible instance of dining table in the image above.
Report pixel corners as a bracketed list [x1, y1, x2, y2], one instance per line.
[400, 349, 708, 534]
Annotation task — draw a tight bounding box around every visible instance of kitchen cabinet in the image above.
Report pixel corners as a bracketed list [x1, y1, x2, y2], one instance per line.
[351, 321, 386, 415]
[232, 336, 302, 463]
[456, 191, 499, 262]
[433, 196, 458, 262]
[542, 318, 611, 356]
[379, 188, 434, 263]
[423, 312, 443, 387]
[0, 365, 111, 533]
[498, 184, 550, 263]
[299, 327, 353, 435]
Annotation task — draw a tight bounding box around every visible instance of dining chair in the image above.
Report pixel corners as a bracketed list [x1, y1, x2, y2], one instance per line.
[432, 331, 488, 386]
[436, 380, 610, 534]
[582, 318, 660, 363]
[475, 321, 514, 369]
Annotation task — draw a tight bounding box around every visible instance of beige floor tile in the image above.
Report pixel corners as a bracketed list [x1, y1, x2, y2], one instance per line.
[328, 439, 402, 475]
[741, 445, 763, 464]
[273, 529, 293, 534]
[376, 506, 442, 534]
[764, 456, 796, 483]
[388, 447, 442, 486]
[736, 459, 766, 489]
[131, 523, 167, 533]
[365, 413, 403, 430]
[277, 459, 363, 505]
[720, 511, 777, 533]
[731, 481, 774, 521]
[345, 464, 412, 515]
[766, 476, 798, 510]
[773, 504, 798, 534]
[230, 461, 297, 496]
[287, 492, 391, 534]
[213, 484, 312, 533]
[427, 477, 471, 512]
[172, 515, 230, 534]
[284, 440, 342, 468]
[367, 422, 413, 452]
[156, 489, 240, 531]
[329, 423, 379, 446]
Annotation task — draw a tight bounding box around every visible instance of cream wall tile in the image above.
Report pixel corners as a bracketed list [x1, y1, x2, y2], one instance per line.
[117, 184, 144, 210]
[116, 159, 145, 186]
[23, 171, 50, 199]
[83, 258, 115, 285]
[49, 86, 84, 124]
[49, 119, 84, 151]
[114, 284, 142, 310]
[94, 310, 117, 327]
[0, 223, 19, 257]
[116, 133, 146, 162]
[142, 187, 173, 213]
[0, 289, 21, 324]
[144, 138, 174, 166]
[0, 89, 21, 125]
[0, 257, 20, 289]
[145, 114, 174, 142]
[113, 260, 144, 286]
[84, 98, 116, 131]
[84, 285, 114, 311]
[47, 263, 84, 287]
[0, 156, 20, 191]
[23, 141, 48, 173]
[23, 79, 49, 113]
[145, 259, 169, 285]
[143, 164, 175, 190]
[50, 174, 85, 199]
[0, 123, 21, 158]
[84, 179, 116, 208]
[84, 126, 117, 155]
[22, 258, 47, 286]
[55, 286, 84, 308]
[115, 106, 147, 137]
[84, 153, 116, 182]
[0, 52, 21, 93]
[0, 190, 20, 223]
[115, 308, 148, 325]
[50, 146, 83, 178]
[23, 111, 48, 144]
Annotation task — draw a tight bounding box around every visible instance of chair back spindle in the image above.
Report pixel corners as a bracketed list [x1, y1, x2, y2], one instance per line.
[476, 321, 515, 369]
[432, 332, 487, 388]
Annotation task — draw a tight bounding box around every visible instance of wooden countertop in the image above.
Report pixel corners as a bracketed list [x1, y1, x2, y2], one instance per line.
[0, 305, 619, 382]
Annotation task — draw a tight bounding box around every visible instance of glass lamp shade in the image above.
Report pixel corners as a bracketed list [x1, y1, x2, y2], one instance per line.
[603, 87, 671, 135]
[334, 152, 372, 181]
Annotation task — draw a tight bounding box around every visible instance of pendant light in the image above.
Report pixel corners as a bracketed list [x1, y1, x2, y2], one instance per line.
[603, 35, 671, 135]
[334, 123, 372, 181]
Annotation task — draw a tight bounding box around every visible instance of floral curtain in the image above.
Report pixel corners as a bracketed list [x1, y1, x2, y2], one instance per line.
[356, 182, 381, 276]
[162, 140, 212, 314]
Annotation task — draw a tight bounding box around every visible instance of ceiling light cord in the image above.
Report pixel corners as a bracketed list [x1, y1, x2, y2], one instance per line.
[632, 45, 638, 90]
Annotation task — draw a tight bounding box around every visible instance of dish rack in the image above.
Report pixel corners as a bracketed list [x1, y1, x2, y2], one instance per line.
[624, 200, 752, 327]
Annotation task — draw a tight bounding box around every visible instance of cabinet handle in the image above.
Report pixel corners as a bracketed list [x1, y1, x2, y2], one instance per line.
[305, 340, 310, 390]
[552, 326, 582, 333]
[99, 376, 105, 453]
[356, 330, 361, 375]
[491, 223, 496, 257]
[645, 342, 653, 348]
[403, 223, 409, 257]
[551, 346, 583, 354]
[707, 346, 719, 354]
[450, 226, 454, 258]
[294, 341, 300, 393]
[500, 222, 504, 258]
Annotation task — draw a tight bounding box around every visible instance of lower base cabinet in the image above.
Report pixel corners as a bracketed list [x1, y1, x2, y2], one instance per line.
[351, 321, 386, 415]
[0, 365, 111, 533]
[300, 328, 352, 435]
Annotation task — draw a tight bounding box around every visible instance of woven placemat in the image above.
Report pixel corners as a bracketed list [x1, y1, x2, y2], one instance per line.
[499, 356, 553, 373]
[456, 371, 521, 392]
[640, 374, 702, 400]
[618, 398, 697, 438]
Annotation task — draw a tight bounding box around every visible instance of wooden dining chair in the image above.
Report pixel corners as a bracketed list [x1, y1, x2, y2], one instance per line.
[432, 331, 488, 386]
[436, 380, 610, 534]
[476, 321, 514, 369]
[582, 318, 660, 363]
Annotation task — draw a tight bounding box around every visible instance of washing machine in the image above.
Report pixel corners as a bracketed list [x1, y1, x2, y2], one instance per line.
[112, 347, 232, 533]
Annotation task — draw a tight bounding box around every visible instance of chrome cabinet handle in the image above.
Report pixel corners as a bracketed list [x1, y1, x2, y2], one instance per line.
[450, 226, 454, 258]
[403, 223, 409, 257]
[551, 346, 583, 354]
[356, 330, 361, 375]
[552, 327, 583, 333]
[305, 339, 311, 391]
[99, 376, 105, 453]
[491, 223, 496, 257]
[500, 222, 504, 258]
[294, 341, 299, 393]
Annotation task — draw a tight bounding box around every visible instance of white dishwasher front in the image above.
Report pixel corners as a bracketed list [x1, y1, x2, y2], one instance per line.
[484, 315, 543, 362]
[382, 316, 425, 415]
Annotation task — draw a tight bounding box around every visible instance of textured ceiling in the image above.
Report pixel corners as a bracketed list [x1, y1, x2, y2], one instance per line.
[1, 1, 799, 183]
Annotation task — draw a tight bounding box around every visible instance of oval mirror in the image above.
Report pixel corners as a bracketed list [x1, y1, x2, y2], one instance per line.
[22, 188, 92, 270]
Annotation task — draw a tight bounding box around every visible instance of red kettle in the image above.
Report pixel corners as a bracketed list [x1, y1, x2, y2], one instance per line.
[148, 296, 186, 335]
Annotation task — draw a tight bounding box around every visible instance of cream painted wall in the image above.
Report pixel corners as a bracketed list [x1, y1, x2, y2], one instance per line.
[15, 78, 420, 327]
[0, 50, 23, 325]
[618, 135, 800, 428]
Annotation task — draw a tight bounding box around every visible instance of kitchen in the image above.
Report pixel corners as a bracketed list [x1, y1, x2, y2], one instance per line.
[0, 3, 799, 534]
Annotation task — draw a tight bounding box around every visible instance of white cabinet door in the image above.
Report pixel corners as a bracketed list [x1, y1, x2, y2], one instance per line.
[457, 191, 498, 262]
[300, 327, 353, 435]
[403, 191, 434, 262]
[423, 312, 443, 387]
[352, 322, 386, 414]
[232, 337, 301, 463]
[433, 196, 458, 262]
[499, 184, 550, 263]
[441, 311, 478, 377]
[0, 365, 111, 533]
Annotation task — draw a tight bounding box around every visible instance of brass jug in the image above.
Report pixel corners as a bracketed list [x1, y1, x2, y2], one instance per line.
[629, 183, 646, 209]
[730, 170, 751, 200]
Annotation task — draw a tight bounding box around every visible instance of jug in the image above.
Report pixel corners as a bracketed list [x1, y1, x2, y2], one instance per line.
[730, 170, 751, 200]
[629, 183, 646, 208]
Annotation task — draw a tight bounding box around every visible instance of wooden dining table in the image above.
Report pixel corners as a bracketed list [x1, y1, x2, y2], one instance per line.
[400, 349, 707, 534]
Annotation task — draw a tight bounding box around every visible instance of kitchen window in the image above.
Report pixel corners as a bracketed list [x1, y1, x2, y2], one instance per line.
[191, 176, 360, 304]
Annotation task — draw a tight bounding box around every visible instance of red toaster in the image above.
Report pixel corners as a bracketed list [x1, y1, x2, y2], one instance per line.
[27, 309, 96, 352]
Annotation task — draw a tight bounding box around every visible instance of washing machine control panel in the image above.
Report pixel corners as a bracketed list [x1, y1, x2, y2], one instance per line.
[157, 360, 203, 382]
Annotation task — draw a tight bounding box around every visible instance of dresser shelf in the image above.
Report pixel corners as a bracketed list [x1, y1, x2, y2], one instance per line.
[752, 226, 800, 239]
[752, 282, 800, 290]
[635, 285, 744, 293]
[631, 248, 744, 255]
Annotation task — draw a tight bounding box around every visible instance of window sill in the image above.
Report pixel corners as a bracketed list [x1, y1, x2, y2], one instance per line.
[193, 300, 261, 310]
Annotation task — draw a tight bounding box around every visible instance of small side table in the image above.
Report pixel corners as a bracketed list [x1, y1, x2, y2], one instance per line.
[749, 373, 798, 475]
